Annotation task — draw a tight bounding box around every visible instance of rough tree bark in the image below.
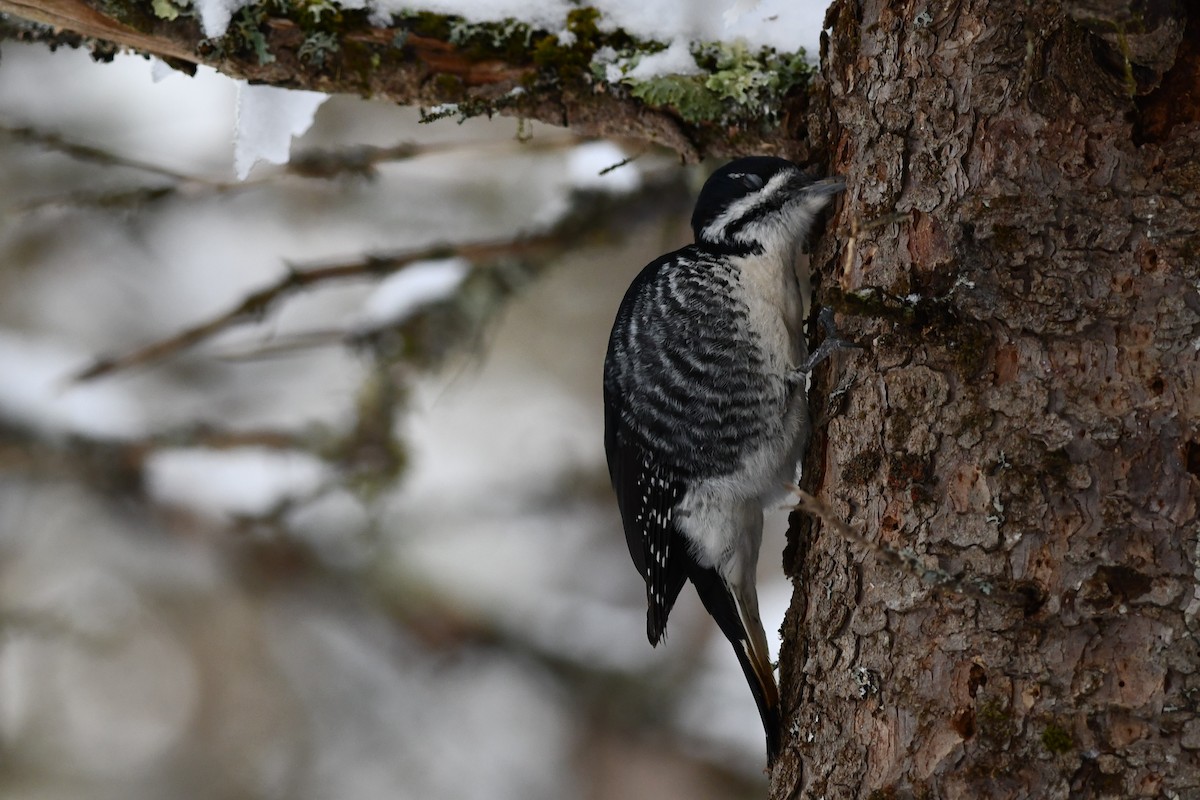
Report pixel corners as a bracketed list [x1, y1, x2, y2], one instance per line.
[779, 1, 1200, 797]
[3, 2, 1198, 797]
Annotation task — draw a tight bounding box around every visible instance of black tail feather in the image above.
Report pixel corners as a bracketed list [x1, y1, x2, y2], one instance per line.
[688, 565, 781, 764]
[729, 627, 782, 765]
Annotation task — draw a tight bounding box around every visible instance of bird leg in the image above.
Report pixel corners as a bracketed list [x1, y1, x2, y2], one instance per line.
[796, 307, 860, 375]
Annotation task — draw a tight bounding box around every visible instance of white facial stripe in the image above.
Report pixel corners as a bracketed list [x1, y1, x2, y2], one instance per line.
[700, 169, 794, 243]
[702, 193, 758, 241]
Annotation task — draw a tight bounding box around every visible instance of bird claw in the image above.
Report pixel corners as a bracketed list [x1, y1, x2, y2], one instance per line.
[797, 307, 860, 373]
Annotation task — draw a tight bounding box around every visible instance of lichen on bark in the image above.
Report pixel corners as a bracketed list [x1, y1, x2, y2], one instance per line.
[10, 0, 818, 161]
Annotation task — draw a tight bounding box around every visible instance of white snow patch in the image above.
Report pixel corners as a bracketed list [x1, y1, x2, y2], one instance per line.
[624, 38, 701, 80]
[423, 102, 460, 118]
[1, 50, 237, 175]
[0, 331, 144, 439]
[723, 0, 761, 27]
[198, 0, 829, 58]
[195, 0, 253, 38]
[234, 83, 329, 180]
[354, 258, 471, 332]
[596, 0, 828, 54]
[566, 141, 641, 193]
[149, 58, 177, 83]
[145, 448, 331, 518]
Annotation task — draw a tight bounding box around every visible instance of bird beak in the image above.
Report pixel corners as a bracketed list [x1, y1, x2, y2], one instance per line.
[807, 175, 846, 196]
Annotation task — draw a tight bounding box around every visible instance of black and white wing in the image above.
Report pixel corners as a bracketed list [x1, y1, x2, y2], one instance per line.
[602, 247, 768, 644]
[604, 377, 690, 644]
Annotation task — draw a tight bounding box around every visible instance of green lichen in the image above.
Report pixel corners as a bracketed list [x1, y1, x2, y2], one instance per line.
[96, 0, 179, 31]
[629, 76, 726, 123]
[1041, 723, 1073, 754]
[156, 2, 808, 130]
[298, 30, 340, 67]
[827, 285, 993, 379]
[448, 16, 535, 61]
[303, 0, 339, 23]
[418, 91, 524, 124]
[976, 696, 1016, 746]
[531, 7, 617, 75]
[203, 3, 276, 66]
[695, 40, 809, 109]
[622, 41, 810, 124]
[197, 0, 367, 72]
[238, 14, 276, 64]
[392, 7, 806, 126]
[151, 0, 185, 21]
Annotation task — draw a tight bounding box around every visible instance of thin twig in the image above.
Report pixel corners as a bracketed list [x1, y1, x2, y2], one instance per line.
[598, 151, 643, 176]
[2, 124, 586, 215]
[284, 134, 582, 178]
[7, 185, 184, 215]
[1, 124, 221, 185]
[72, 168, 689, 382]
[0, 421, 312, 498]
[71, 236, 558, 382]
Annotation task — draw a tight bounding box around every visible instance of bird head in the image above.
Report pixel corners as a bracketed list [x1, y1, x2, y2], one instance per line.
[690, 156, 844, 256]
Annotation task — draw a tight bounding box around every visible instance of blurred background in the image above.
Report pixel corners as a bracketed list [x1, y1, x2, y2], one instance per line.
[0, 40, 796, 799]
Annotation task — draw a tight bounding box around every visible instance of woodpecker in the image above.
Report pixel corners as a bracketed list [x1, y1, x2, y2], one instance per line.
[603, 156, 845, 764]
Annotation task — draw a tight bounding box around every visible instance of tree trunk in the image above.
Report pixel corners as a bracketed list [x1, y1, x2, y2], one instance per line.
[778, 1, 1200, 798]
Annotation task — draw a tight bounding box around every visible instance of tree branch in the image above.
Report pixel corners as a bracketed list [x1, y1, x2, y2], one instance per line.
[71, 239, 535, 381]
[0, 0, 816, 163]
[73, 170, 691, 381]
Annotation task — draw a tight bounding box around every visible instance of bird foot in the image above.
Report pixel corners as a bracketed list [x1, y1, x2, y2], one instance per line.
[797, 307, 860, 373]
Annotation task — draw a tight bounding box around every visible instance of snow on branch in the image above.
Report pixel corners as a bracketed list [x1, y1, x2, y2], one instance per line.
[0, 0, 823, 162]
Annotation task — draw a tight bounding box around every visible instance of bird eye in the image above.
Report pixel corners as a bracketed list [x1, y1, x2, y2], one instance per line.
[740, 174, 765, 190]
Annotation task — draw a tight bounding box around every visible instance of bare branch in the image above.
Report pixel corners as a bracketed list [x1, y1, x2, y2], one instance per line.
[1, 123, 214, 184]
[0, 420, 311, 497]
[284, 133, 581, 179]
[71, 243, 478, 381]
[74, 172, 690, 382]
[0, 0, 194, 60]
[2, 124, 584, 215]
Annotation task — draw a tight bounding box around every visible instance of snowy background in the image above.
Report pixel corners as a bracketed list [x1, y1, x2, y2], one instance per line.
[0, 3, 828, 797]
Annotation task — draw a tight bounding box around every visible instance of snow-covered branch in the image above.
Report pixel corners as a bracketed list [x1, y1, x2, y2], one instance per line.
[0, 0, 823, 162]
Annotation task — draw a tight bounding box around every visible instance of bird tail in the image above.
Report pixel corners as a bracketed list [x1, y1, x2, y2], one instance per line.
[689, 566, 782, 765]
